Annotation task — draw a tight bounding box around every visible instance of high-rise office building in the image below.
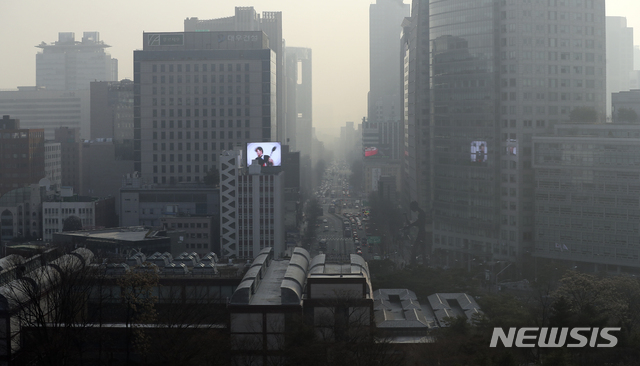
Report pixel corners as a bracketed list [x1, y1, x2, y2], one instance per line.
[284, 47, 312, 155]
[36, 32, 117, 91]
[369, 0, 410, 158]
[185, 8, 286, 144]
[0, 115, 45, 198]
[133, 31, 276, 185]
[401, 0, 431, 212]
[606, 17, 634, 118]
[403, 0, 606, 264]
[284, 47, 313, 197]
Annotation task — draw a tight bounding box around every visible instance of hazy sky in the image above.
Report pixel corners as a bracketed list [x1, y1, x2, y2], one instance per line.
[0, 1, 639, 138]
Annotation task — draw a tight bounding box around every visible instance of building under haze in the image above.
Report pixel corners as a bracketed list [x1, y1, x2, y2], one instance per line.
[401, 0, 431, 213]
[0, 88, 90, 140]
[54, 127, 82, 194]
[219, 150, 285, 260]
[90, 80, 134, 152]
[606, 17, 634, 118]
[403, 0, 607, 265]
[185, 8, 287, 145]
[44, 142, 62, 193]
[133, 31, 276, 185]
[369, 0, 410, 160]
[0, 115, 45, 199]
[284, 47, 313, 156]
[533, 123, 640, 272]
[35, 32, 117, 91]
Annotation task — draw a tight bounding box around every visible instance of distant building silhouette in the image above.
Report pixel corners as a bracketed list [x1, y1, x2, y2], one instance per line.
[36, 32, 117, 91]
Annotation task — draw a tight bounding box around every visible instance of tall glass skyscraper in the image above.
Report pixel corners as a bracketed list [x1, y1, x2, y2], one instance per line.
[404, 0, 606, 264]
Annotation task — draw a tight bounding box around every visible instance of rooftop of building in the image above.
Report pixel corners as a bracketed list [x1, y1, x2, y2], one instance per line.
[55, 226, 167, 242]
[373, 289, 437, 330]
[229, 248, 371, 307]
[43, 194, 110, 203]
[427, 292, 482, 326]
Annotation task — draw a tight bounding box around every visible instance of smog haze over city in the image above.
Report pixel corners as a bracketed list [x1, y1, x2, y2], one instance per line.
[0, 0, 638, 137]
[4, 0, 640, 364]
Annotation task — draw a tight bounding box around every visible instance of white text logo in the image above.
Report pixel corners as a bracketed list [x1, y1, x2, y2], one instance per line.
[490, 327, 620, 348]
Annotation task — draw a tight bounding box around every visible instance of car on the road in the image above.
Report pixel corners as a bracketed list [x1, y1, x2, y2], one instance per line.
[323, 226, 329, 231]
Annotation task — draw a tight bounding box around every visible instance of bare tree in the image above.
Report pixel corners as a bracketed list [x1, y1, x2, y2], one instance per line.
[116, 266, 159, 363]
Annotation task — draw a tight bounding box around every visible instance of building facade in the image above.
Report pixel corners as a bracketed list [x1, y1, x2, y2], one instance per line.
[284, 47, 313, 156]
[533, 123, 640, 272]
[53, 127, 82, 194]
[44, 142, 61, 193]
[369, 0, 410, 163]
[42, 195, 116, 242]
[36, 32, 117, 91]
[90, 80, 134, 157]
[160, 216, 216, 257]
[0, 185, 45, 241]
[0, 88, 90, 140]
[133, 31, 277, 185]
[185, 7, 286, 144]
[404, 0, 606, 264]
[612, 89, 640, 123]
[0, 116, 45, 198]
[219, 150, 285, 259]
[119, 181, 220, 229]
[605, 16, 634, 118]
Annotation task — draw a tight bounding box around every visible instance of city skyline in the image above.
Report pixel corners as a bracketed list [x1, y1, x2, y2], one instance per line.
[1, 0, 639, 139]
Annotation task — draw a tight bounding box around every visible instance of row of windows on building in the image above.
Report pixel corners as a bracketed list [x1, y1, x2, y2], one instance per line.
[151, 84, 251, 96]
[153, 165, 212, 174]
[151, 74, 252, 85]
[151, 63, 250, 73]
[501, 23, 601, 36]
[167, 222, 210, 229]
[185, 243, 211, 250]
[151, 142, 242, 153]
[152, 108, 253, 118]
[152, 119, 251, 129]
[0, 132, 29, 139]
[153, 176, 201, 184]
[152, 130, 251, 140]
[433, 234, 519, 256]
[502, 91, 600, 105]
[499, 103, 599, 116]
[500, 77, 602, 89]
[43, 218, 94, 226]
[512, 0, 596, 10]
[152, 96, 251, 106]
[44, 207, 93, 215]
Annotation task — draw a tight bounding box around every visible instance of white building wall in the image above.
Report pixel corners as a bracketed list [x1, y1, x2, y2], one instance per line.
[42, 201, 95, 242]
[220, 150, 243, 258]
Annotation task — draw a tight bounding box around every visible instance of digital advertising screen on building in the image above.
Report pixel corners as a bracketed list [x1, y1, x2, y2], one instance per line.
[246, 142, 282, 167]
[470, 141, 488, 163]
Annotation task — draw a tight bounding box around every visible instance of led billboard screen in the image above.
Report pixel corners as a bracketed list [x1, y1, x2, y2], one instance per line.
[470, 141, 487, 163]
[246, 142, 282, 167]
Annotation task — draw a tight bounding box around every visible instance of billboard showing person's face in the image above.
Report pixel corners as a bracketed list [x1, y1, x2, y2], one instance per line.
[247, 142, 282, 167]
[471, 141, 487, 163]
